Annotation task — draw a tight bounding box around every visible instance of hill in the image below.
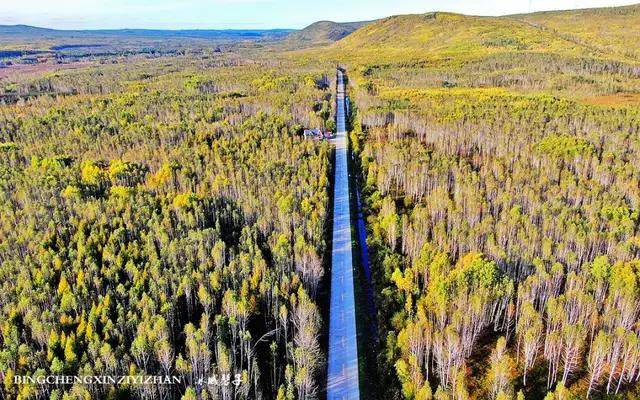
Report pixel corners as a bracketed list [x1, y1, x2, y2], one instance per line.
[0, 24, 293, 39]
[331, 12, 602, 62]
[0, 24, 294, 52]
[289, 5, 640, 105]
[283, 20, 370, 48]
[0, 25, 58, 35]
[513, 3, 640, 59]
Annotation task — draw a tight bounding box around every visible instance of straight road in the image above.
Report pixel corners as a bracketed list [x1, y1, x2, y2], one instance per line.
[326, 69, 360, 400]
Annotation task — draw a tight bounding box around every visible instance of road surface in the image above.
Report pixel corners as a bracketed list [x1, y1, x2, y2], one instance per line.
[326, 70, 360, 400]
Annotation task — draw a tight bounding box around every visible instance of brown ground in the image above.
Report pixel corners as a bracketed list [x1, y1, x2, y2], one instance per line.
[0, 60, 93, 80]
[580, 92, 640, 107]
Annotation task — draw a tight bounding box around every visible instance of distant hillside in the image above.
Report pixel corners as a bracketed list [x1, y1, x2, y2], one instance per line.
[0, 25, 57, 35]
[284, 20, 370, 48]
[512, 3, 640, 59]
[331, 12, 599, 61]
[0, 24, 294, 52]
[0, 24, 293, 39]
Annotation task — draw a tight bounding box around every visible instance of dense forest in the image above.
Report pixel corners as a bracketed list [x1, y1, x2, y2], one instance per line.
[343, 8, 640, 400]
[3, 3, 640, 400]
[0, 52, 336, 399]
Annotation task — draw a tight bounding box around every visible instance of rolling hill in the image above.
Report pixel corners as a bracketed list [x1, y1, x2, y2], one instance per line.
[0, 24, 294, 52]
[513, 3, 640, 59]
[0, 25, 58, 35]
[282, 20, 371, 48]
[301, 4, 640, 67]
[304, 4, 640, 115]
[330, 11, 604, 62]
[0, 24, 293, 40]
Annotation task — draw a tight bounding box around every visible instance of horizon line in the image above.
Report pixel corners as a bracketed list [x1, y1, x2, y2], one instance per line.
[1, 2, 637, 32]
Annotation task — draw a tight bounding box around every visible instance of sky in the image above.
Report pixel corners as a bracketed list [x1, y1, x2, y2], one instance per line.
[0, 0, 638, 30]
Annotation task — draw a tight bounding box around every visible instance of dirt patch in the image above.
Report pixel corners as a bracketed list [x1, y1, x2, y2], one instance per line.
[581, 92, 640, 107]
[0, 61, 93, 80]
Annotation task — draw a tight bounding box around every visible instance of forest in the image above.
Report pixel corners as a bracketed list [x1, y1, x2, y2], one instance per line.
[343, 7, 640, 400]
[0, 51, 336, 400]
[2, 3, 640, 400]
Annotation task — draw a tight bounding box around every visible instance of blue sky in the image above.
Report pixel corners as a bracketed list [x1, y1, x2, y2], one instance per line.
[0, 0, 638, 30]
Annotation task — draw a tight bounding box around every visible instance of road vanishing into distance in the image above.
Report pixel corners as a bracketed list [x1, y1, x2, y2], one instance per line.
[326, 69, 360, 400]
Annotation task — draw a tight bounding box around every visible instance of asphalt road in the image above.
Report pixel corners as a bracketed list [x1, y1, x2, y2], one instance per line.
[326, 70, 360, 400]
